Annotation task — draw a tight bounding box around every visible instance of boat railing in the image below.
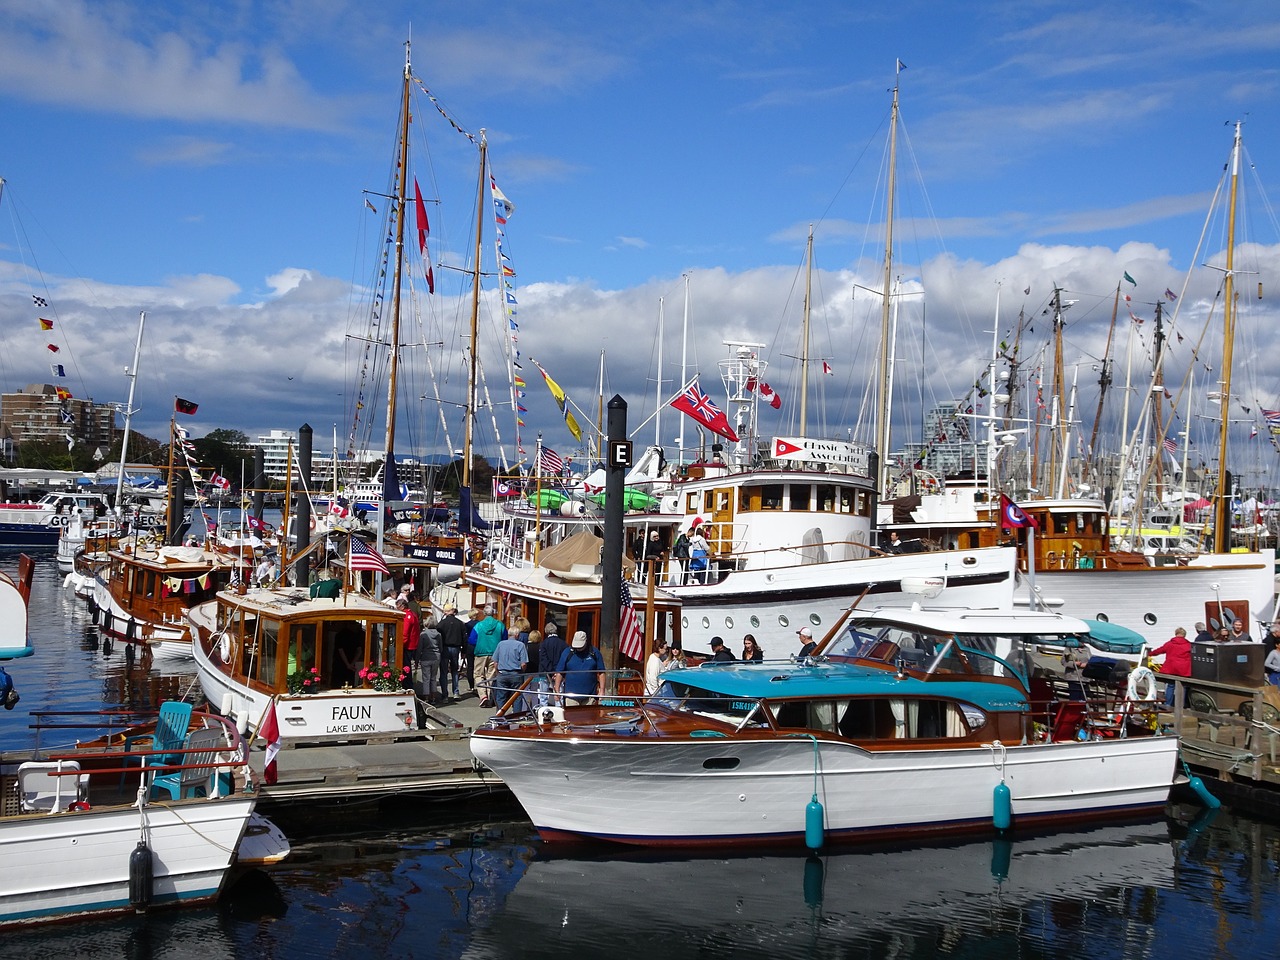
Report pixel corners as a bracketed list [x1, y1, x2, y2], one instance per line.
[26, 707, 255, 796]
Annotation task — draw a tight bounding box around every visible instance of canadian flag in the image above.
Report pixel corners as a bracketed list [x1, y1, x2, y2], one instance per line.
[822, 360, 834, 376]
[210, 473, 231, 491]
[745, 377, 782, 409]
[260, 699, 281, 785]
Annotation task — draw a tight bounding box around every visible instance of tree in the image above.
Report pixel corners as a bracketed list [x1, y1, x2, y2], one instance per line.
[191, 429, 254, 485]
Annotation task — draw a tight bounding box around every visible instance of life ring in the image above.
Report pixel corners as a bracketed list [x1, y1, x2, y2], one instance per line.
[219, 632, 233, 663]
[1126, 665, 1157, 701]
[309, 515, 316, 531]
[1046, 551, 1057, 567]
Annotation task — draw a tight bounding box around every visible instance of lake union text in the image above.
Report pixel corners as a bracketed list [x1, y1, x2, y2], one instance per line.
[328, 703, 375, 734]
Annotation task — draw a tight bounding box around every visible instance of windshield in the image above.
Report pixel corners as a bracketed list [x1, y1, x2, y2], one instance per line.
[832, 620, 1033, 683]
[654, 680, 762, 725]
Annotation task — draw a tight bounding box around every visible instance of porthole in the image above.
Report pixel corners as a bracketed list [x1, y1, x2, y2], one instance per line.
[1095, 613, 1109, 622]
[749, 616, 760, 628]
[724, 617, 734, 630]
[703, 757, 740, 770]
[809, 614, 821, 627]
[681, 616, 689, 629]
[1143, 613, 1157, 625]
[701, 616, 711, 629]
[778, 615, 790, 628]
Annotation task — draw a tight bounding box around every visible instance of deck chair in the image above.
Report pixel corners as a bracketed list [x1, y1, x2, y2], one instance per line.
[1187, 690, 1229, 743]
[17, 760, 89, 813]
[1050, 701, 1088, 742]
[149, 727, 227, 801]
[122, 700, 193, 787]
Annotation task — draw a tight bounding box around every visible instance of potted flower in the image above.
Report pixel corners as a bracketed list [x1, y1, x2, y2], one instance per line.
[359, 661, 411, 692]
[287, 666, 322, 694]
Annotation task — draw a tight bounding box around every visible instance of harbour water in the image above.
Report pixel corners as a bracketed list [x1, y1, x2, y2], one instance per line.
[3, 547, 1279, 958]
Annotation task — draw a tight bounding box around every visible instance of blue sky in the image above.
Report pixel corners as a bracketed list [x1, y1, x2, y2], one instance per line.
[2, 0, 1280, 483]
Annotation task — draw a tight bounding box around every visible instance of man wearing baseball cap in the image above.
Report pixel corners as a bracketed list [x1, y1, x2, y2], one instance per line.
[797, 626, 818, 657]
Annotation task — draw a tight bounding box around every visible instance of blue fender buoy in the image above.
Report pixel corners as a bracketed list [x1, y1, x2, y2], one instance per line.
[1188, 775, 1221, 810]
[129, 840, 153, 911]
[803, 855, 824, 908]
[993, 781, 1012, 830]
[805, 795, 824, 850]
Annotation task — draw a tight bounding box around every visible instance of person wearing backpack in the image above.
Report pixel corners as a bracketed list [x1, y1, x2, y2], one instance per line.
[672, 529, 691, 584]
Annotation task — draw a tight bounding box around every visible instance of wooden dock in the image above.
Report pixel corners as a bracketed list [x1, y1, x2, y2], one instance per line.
[246, 694, 510, 807]
[1167, 677, 1280, 819]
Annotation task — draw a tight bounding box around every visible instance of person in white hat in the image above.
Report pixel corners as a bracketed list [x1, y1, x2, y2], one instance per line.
[554, 630, 605, 706]
[797, 626, 818, 657]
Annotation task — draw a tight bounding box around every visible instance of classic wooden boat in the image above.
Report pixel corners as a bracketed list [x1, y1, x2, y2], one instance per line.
[188, 584, 418, 741]
[471, 606, 1181, 847]
[91, 542, 241, 660]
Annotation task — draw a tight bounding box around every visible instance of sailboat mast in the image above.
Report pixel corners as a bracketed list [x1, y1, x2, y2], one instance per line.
[383, 42, 413, 490]
[1214, 121, 1243, 554]
[114, 311, 146, 519]
[464, 131, 488, 489]
[1151, 299, 1166, 500]
[1084, 284, 1120, 485]
[654, 298, 665, 447]
[800, 224, 814, 436]
[874, 65, 901, 490]
[1048, 287, 1067, 496]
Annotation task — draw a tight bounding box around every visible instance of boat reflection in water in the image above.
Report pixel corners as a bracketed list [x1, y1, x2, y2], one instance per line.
[473, 818, 1182, 960]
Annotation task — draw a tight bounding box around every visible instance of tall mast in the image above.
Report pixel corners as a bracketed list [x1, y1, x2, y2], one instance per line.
[654, 298, 665, 447]
[678, 273, 690, 462]
[383, 41, 412, 493]
[1047, 286, 1067, 496]
[114, 311, 146, 518]
[1150, 298, 1167, 500]
[1214, 121, 1243, 554]
[874, 64, 902, 490]
[1084, 283, 1121, 486]
[800, 224, 814, 436]
[464, 130, 488, 489]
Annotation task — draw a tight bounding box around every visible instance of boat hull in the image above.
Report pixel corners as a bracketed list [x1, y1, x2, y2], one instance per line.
[1024, 551, 1276, 646]
[0, 795, 256, 926]
[471, 727, 1179, 847]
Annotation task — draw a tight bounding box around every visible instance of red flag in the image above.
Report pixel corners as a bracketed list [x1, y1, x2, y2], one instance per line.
[46, 343, 60, 353]
[39, 318, 53, 330]
[670, 379, 739, 442]
[175, 397, 199, 415]
[260, 700, 281, 785]
[413, 178, 429, 254]
[745, 377, 782, 409]
[822, 360, 833, 376]
[998, 493, 1039, 530]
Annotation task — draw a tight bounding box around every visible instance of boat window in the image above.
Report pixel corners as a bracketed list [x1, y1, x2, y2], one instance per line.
[790, 485, 811, 511]
[289, 623, 318, 678]
[659, 681, 758, 723]
[254, 617, 281, 687]
[816, 485, 835, 512]
[760, 485, 784, 511]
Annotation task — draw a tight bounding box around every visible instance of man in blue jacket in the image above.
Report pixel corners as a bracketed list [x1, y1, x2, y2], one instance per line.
[555, 631, 605, 706]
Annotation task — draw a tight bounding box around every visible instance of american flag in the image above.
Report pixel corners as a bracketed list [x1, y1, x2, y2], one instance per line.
[1162, 437, 1178, 454]
[1263, 409, 1280, 425]
[349, 537, 391, 575]
[539, 447, 564, 475]
[619, 580, 643, 662]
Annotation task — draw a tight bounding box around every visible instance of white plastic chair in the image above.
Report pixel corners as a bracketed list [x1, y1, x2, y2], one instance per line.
[17, 760, 88, 813]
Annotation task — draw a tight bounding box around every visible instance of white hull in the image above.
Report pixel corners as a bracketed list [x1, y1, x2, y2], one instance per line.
[91, 572, 193, 662]
[666, 546, 1017, 651]
[0, 795, 255, 926]
[472, 731, 1178, 846]
[1021, 551, 1276, 646]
